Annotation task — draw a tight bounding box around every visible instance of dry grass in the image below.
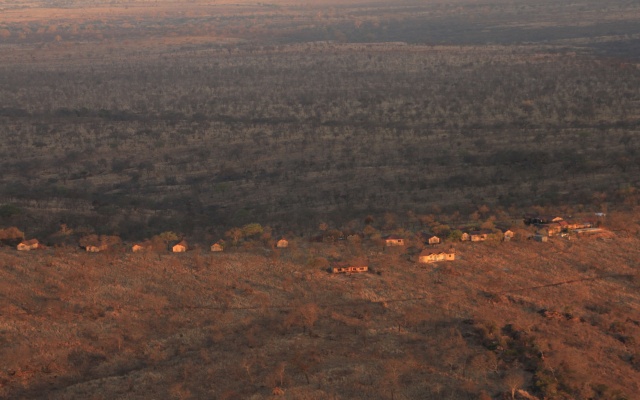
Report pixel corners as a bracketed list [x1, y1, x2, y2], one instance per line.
[0, 233, 639, 398]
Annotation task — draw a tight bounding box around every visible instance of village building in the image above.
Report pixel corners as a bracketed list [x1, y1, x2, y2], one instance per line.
[172, 240, 188, 253]
[503, 230, 515, 241]
[276, 238, 289, 248]
[17, 239, 40, 251]
[566, 221, 592, 230]
[536, 228, 552, 237]
[533, 234, 548, 242]
[460, 232, 470, 242]
[573, 228, 610, 237]
[537, 222, 562, 235]
[469, 230, 493, 242]
[85, 244, 108, 252]
[80, 234, 120, 253]
[537, 222, 563, 237]
[211, 242, 224, 252]
[418, 249, 455, 263]
[331, 265, 369, 274]
[383, 235, 405, 246]
[417, 232, 440, 245]
[132, 241, 153, 252]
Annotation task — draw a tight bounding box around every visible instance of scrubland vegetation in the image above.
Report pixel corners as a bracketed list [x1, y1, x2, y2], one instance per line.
[0, 0, 639, 239]
[1, 0, 640, 398]
[1, 233, 640, 399]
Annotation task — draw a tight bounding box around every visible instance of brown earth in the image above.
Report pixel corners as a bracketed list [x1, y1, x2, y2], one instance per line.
[1, 232, 639, 399]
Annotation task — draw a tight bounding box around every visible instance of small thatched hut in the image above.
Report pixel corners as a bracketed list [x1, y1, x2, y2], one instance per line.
[211, 242, 224, 252]
[17, 239, 40, 251]
[172, 240, 188, 253]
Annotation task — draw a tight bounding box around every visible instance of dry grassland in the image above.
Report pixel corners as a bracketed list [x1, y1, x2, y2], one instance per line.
[0, 234, 639, 399]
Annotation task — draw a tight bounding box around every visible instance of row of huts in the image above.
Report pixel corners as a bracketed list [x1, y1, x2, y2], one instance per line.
[382, 229, 513, 248]
[130, 237, 288, 253]
[383, 214, 597, 250]
[14, 237, 290, 252]
[10, 214, 604, 276]
[526, 215, 602, 242]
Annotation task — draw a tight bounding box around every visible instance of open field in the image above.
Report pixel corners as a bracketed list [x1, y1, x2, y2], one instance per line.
[1, 233, 639, 399]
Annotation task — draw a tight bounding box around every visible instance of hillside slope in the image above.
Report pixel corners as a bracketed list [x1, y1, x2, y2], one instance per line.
[1, 235, 639, 399]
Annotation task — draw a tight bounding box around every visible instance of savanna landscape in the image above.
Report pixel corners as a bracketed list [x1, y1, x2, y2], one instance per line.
[1, 0, 640, 398]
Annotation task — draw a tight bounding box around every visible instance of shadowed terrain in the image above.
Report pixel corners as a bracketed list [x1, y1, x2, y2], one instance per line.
[0, 0, 639, 238]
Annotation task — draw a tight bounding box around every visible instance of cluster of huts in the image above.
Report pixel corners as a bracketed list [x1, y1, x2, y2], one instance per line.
[11, 213, 606, 276]
[524, 214, 603, 242]
[130, 237, 289, 253]
[381, 229, 515, 249]
[334, 215, 601, 274]
[377, 234, 455, 268]
[379, 228, 513, 267]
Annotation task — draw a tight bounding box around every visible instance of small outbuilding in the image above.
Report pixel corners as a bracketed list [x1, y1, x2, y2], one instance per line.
[460, 232, 470, 242]
[566, 221, 592, 230]
[172, 240, 188, 253]
[533, 234, 548, 243]
[418, 249, 455, 264]
[211, 242, 224, 252]
[469, 230, 493, 242]
[17, 239, 40, 251]
[276, 238, 289, 248]
[503, 230, 515, 241]
[573, 228, 610, 237]
[537, 224, 560, 237]
[132, 241, 153, 252]
[80, 234, 120, 252]
[331, 265, 368, 274]
[85, 244, 108, 253]
[538, 223, 562, 236]
[428, 236, 441, 246]
[383, 235, 405, 246]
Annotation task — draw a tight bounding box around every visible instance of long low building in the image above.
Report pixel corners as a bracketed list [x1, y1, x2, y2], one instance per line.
[573, 228, 602, 234]
[331, 265, 368, 274]
[419, 250, 455, 263]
